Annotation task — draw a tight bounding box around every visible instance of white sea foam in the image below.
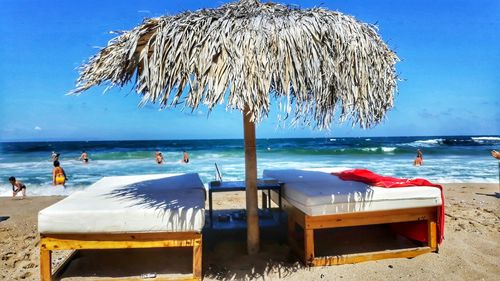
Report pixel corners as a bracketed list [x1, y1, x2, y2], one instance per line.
[405, 138, 444, 147]
[471, 136, 500, 141]
[431, 177, 497, 184]
[471, 136, 500, 144]
[358, 147, 396, 153]
[415, 139, 443, 144]
[0, 184, 82, 197]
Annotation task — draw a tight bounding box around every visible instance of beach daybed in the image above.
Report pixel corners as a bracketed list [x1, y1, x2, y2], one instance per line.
[263, 168, 442, 266]
[38, 173, 205, 281]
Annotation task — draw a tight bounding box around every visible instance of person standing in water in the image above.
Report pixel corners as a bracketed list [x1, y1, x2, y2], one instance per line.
[413, 149, 423, 166]
[183, 151, 189, 163]
[51, 151, 60, 162]
[79, 151, 89, 163]
[491, 150, 500, 160]
[9, 177, 27, 198]
[52, 160, 67, 186]
[155, 151, 164, 164]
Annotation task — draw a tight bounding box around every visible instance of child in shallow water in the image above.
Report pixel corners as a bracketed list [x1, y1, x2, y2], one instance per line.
[9, 176, 27, 198]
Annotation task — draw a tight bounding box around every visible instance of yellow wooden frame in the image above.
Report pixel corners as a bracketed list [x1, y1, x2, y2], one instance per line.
[274, 192, 439, 266]
[40, 232, 202, 281]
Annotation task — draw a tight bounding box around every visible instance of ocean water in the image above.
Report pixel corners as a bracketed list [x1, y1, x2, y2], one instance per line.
[1, 136, 499, 196]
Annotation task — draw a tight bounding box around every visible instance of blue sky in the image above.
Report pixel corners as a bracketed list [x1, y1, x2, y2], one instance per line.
[0, 0, 498, 141]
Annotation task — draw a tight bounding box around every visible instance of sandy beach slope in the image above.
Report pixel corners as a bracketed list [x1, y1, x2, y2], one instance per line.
[0, 183, 498, 280]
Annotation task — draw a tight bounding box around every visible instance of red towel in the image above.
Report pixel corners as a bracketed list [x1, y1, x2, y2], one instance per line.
[333, 169, 444, 244]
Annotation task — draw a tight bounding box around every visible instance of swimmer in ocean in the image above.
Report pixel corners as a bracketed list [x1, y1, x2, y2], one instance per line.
[183, 151, 189, 163]
[413, 149, 423, 166]
[156, 151, 164, 164]
[79, 150, 89, 163]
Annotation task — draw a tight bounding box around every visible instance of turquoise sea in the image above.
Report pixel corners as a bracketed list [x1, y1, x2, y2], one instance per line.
[1, 136, 499, 196]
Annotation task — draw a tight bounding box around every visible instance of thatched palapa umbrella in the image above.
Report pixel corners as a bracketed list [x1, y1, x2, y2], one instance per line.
[72, 0, 398, 254]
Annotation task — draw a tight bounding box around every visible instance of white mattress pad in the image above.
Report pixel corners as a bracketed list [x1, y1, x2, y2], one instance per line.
[38, 173, 206, 234]
[263, 169, 442, 216]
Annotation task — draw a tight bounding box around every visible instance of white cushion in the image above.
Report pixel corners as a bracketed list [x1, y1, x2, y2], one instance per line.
[263, 169, 442, 216]
[38, 173, 205, 234]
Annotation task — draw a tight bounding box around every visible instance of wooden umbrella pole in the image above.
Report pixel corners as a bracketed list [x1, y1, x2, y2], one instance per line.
[243, 107, 260, 254]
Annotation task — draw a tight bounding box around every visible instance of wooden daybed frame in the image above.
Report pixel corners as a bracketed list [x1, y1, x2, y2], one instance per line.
[272, 191, 439, 266]
[40, 232, 202, 281]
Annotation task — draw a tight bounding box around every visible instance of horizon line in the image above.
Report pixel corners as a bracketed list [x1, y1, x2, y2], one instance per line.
[1, 134, 499, 143]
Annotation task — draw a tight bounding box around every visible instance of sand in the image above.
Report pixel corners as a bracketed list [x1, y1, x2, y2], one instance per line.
[0, 183, 499, 281]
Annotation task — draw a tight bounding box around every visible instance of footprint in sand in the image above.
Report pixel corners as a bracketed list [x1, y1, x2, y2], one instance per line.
[2, 252, 15, 261]
[17, 271, 31, 279]
[22, 262, 35, 269]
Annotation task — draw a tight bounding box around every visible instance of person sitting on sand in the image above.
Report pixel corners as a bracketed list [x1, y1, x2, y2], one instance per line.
[52, 160, 67, 186]
[9, 176, 26, 198]
[183, 150, 189, 163]
[155, 151, 164, 164]
[79, 150, 89, 163]
[491, 150, 500, 160]
[413, 149, 423, 166]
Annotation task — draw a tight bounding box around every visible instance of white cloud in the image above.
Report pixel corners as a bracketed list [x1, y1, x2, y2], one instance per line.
[34, 126, 42, 131]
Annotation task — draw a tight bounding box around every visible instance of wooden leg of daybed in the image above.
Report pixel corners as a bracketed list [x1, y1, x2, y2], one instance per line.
[40, 248, 52, 281]
[193, 237, 202, 280]
[428, 219, 438, 251]
[304, 229, 315, 266]
[287, 213, 295, 244]
[287, 211, 302, 260]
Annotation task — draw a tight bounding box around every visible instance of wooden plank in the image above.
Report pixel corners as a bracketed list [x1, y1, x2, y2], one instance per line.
[41, 232, 200, 241]
[41, 237, 197, 250]
[40, 232, 201, 251]
[311, 247, 432, 266]
[292, 208, 306, 228]
[40, 248, 52, 281]
[304, 229, 315, 266]
[305, 207, 437, 229]
[97, 278, 198, 281]
[287, 212, 295, 244]
[192, 238, 202, 280]
[428, 219, 437, 251]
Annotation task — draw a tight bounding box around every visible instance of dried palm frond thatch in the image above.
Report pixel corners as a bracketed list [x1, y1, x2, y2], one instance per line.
[72, 0, 398, 129]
